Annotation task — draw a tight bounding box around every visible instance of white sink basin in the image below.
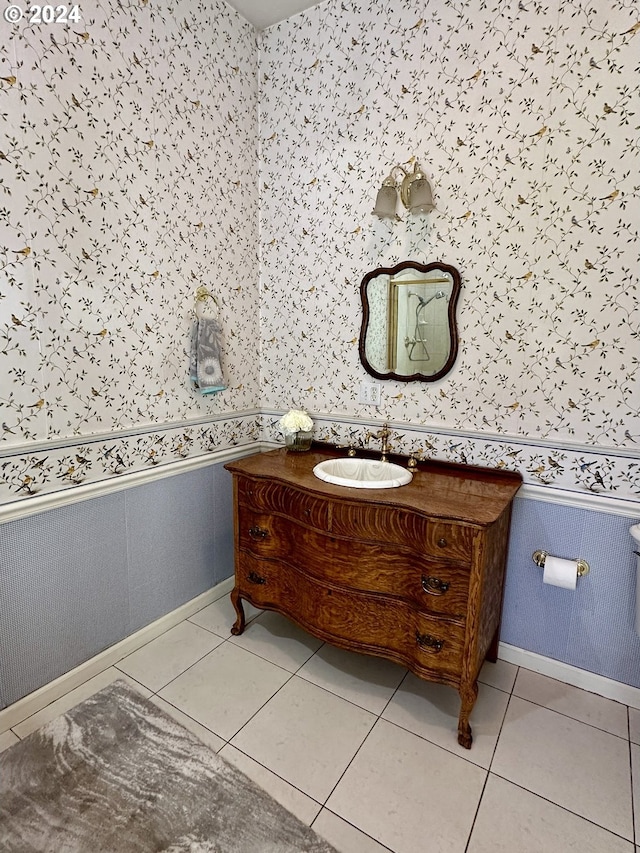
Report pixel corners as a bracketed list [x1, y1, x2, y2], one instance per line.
[313, 458, 413, 489]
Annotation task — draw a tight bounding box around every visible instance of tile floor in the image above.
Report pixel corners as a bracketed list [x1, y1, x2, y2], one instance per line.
[2, 589, 638, 853]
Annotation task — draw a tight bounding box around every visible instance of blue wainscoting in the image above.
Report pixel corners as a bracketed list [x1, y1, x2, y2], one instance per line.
[0, 462, 235, 710]
[502, 497, 640, 689]
[1, 466, 639, 711]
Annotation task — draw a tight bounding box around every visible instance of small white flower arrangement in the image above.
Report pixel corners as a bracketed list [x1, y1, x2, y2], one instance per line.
[278, 409, 313, 436]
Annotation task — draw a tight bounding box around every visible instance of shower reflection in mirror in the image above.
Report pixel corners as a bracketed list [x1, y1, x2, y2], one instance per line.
[394, 279, 449, 372]
[359, 261, 461, 382]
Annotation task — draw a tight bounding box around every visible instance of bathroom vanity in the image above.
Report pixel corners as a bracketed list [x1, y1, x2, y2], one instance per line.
[225, 447, 522, 748]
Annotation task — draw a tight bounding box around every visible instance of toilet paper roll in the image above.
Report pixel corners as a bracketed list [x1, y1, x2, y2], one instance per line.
[543, 556, 577, 590]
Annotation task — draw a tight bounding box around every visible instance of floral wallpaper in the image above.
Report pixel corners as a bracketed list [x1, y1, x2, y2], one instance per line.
[1, 0, 639, 505]
[0, 0, 260, 503]
[259, 0, 640, 499]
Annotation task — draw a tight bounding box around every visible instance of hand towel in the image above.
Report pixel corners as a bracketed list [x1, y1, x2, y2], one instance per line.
[190, 317, 226, 395]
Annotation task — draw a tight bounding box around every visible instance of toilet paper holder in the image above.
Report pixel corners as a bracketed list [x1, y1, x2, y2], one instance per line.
[532, 550, 590, 578]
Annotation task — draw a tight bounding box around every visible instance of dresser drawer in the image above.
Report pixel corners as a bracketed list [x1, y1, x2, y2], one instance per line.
[237, 476, 329, 530]
[235, 555, 465, 680]
[227, 449, 522, 749]
[331, 502, 473, 564]
[237, 509, 470, 618]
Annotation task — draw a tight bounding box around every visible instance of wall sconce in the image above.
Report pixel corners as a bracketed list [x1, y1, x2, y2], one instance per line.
[372, 162, 435, 220]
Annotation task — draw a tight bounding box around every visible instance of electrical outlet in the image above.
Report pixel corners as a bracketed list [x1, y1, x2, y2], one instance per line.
[359, 381, 382, 406]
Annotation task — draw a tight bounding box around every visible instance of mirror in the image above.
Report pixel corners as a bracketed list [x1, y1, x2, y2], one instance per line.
[359, 261, 461, 382]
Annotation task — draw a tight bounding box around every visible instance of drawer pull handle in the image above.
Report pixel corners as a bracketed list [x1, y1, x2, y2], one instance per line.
[248, 526, 268, 540]
[421, 576, 450, 596]
[416, 632, 444, 653]
[248, 571, 266, 585]
[437, 537, 448, 548]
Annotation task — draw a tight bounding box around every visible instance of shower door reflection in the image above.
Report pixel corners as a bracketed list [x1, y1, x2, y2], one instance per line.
[389, 276, 451, 374]
[359, 261, 461, 382]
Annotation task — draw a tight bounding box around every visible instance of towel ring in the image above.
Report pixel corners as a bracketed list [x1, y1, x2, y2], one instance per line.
[195, 286, 219, 307]
[194, 286, 219, 318]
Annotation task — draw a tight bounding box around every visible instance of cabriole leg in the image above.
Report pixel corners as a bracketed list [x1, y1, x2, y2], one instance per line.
[230, 588, 245, 635]
[457, 681, 479, 749]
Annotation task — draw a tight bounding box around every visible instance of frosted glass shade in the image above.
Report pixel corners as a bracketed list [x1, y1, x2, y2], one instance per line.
[372, 184, 399, 219]
[408, 177, 434, 214]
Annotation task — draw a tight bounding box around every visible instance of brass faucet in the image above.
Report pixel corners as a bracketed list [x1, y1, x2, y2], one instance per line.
[407, 449, 424, 470]
[367, 423, 393, 462]
[335, 442, 357, 457]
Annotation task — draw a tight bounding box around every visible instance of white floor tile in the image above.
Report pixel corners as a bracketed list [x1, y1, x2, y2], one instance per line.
[189, 595, 261, 638]
[5, 604, 637, 853]
[149, 695, 225, 753]
[382, 673, 509, 768]
[219, 744, 322, 826]
[158, 642, 290, 741]
[632, 743, 639, 843]
[116, 620, 224, 692]
[297, 644, 406, 715]
[630, 707, 640, 745]
[513, 668, 629, 738]
[0, 730, 19, 753]
[492, 695, 633, 841]
[229, 610, 323, 672]
[326, 718, 486, 853]
[479, 658, 517, 693]
[12, 669, 152, 739]
[468, 773, 634, 853]
[313, 809, 394, 853]
[231, 676, 376, 803]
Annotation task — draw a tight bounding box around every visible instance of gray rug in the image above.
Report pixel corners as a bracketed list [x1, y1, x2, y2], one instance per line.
[0, 680, 339, 852]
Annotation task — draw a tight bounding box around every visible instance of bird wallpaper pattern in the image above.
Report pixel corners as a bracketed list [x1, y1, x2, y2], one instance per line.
[0, 0, 260, 502]
[259, 0, 639, 500]
[1, 0, 639, 505]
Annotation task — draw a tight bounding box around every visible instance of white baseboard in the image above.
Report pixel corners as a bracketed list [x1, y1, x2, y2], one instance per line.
[3, 591, 638, 732]
[0, 577, 235, 733]
[498, 642, 640, 710]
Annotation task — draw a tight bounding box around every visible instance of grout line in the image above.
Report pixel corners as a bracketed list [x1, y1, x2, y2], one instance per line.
[310, 807, 396, 852]
[488, 770, 636, 846]
[224, 640, 324, 679]
[318, 714, 380, 808]
[6, 611, 637, 850]
[148, 693, 228, 748]
[508, 691, 631, 742]
[464, 770, 491, 853]
[130, 637, 298, 747]
[292, 669, 403, 717]
[9, 668, 152, 736]
[486, 666, 519, 774]
[629, 736, 637, 848]
[377, 668, 409, 720]
[0, 582, 235, 733]
[223, 742, 324, 813]
[626, 704, 636, 849]
[10, 609, 237, 735]
[220, 641, 301, 743]
[371, 713, 489, 770]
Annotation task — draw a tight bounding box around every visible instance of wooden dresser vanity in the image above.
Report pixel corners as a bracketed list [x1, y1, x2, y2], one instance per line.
[225, 446, 522, 748]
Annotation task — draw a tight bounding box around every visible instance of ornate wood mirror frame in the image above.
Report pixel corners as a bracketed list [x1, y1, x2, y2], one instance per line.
[359, 260, 461, 382]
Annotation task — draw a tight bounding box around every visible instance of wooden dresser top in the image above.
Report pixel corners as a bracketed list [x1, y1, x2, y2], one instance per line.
[225, 445, 523, 527]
